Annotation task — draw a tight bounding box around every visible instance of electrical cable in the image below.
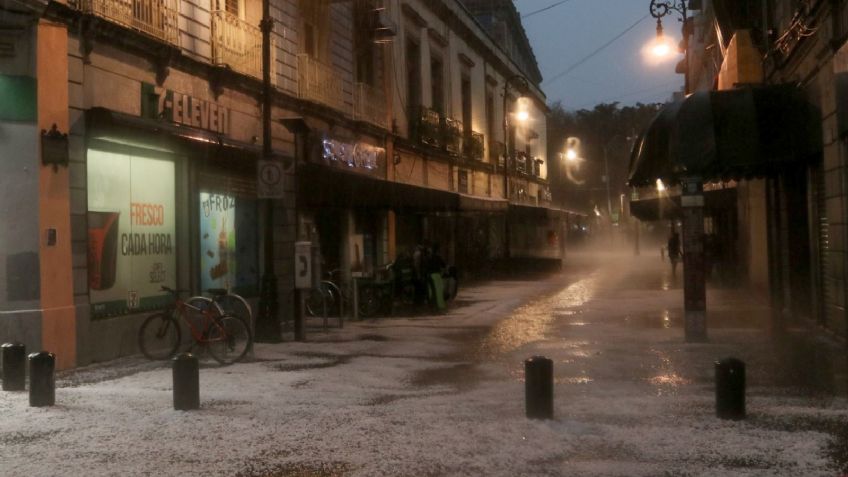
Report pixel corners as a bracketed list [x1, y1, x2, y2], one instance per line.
[544, 14, 650, 87]
[521, 0, 575, 19]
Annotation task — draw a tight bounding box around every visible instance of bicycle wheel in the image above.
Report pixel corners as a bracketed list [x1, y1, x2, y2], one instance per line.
[138, 313, 181, 360]
[207, 315, 252, 365]
[306, 283, 336, 317]
[216, 293, 253, 324]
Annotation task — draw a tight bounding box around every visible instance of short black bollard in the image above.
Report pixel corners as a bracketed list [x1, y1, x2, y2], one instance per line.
[715, 357, 746, 420]
[28, 352, 55, 407]
[525, 356, 553, 419]
[172, 353, 199, 411]
[2, 343, 26, 391]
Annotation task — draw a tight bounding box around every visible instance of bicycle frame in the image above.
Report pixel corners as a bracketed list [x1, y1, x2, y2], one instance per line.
[171, 299, 227, 345]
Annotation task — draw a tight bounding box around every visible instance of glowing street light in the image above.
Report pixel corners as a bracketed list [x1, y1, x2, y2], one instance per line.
[515, 109, 530, 123]
[565, 148, 578, 161]
[648, 0, 689, 92]
[656, 178, 666, 192]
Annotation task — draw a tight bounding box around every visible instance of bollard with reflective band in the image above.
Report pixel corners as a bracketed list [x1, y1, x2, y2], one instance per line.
[2, 343, 26, 391]
[525, 356, 553, 419]
[715, 357, 745, 420]
[172, 353, 199, 410]
[28, 352, 55, 407]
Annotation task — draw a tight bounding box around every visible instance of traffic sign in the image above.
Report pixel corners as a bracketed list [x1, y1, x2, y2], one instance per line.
[257, 160, 284, 199]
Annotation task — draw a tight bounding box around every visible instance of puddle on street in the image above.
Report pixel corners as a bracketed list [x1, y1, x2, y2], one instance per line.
[475, 273, 600, 358]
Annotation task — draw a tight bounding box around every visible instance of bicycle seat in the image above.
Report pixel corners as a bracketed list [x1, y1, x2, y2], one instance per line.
[207, 288, 228, 297]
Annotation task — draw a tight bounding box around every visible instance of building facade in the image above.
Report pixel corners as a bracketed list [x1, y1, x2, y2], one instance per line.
[0, 0, 561, 368]
[630, 0, 848, 344]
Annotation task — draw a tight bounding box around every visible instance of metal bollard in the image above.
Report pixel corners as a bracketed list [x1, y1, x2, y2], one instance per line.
[28, 352, 55, 407]
[525, 356, 553, 419]
[2, 343, 26, 391]
[172, 352, 199, 410]
[715, 357, 745, 420]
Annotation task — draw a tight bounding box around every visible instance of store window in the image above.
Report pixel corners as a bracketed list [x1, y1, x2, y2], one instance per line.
[87, 149, 176, 318]
[198, 187, 259, 295]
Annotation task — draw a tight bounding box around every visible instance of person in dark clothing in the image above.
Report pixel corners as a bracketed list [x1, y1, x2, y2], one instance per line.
[412, 244, 428, 305]
[426, 243, 446, 275]
[667, 232, 681, 277]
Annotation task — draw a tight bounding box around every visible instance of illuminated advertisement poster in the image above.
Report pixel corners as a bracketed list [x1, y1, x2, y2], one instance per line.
[87, 149, 176, 317]
[199, 193, 259, 294]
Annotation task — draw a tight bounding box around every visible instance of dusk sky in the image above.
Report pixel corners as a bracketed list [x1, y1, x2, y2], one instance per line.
[513, 0, 686, 110]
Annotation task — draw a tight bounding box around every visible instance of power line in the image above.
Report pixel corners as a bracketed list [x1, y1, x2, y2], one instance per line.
[544, 14, 650, 87]
[521, 0, 574, 19]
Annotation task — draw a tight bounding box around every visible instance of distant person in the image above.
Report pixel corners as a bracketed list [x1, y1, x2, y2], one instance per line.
[667, 232, 681, 276]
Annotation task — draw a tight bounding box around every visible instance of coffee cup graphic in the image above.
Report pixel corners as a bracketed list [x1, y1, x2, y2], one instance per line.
[88, 211, 120, 290]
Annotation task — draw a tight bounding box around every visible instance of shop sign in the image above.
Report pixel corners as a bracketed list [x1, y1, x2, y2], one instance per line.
[320, 137, 384, 172]
[142, 83, 230, 135]
[87, 149, 176, 317]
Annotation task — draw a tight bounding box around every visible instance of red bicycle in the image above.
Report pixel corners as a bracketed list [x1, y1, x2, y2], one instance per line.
[138, 286, 252, 365]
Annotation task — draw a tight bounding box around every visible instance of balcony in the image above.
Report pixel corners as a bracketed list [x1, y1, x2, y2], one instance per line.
[354, 82, 388, 129]
[490, 140, 505, 169]
[417, 106, 441, 148]
[444, 118, 462, 156]
[78, 0, 179, 46]
[211, 10, 262, 78]
[463, 131, 484, 162]
[297, 54, 350, 115]
[515, 151, 529, 175]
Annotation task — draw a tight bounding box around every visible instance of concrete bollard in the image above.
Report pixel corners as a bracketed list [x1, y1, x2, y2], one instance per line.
[172, 352, 199, 410]
[2, 343, 26, 391]
[715, 357, 745, 420]
[525, 356, 553, 419]
[28, 352, 55, 407]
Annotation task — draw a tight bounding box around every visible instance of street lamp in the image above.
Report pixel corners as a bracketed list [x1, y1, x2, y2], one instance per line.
[649, 0, 689, 93]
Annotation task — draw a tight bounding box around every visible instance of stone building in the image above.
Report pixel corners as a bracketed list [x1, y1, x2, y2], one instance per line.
[0, 0, 561, 368]
[630, 0, 848, 343]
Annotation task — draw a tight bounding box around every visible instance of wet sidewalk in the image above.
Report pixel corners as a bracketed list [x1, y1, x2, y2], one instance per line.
[2, 252, 847, 476]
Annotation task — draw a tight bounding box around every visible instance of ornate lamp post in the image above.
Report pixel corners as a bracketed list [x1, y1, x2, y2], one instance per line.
[649, 0, 689, 94]
[502, 74, 529, 260]
[650, 0, 705, 342]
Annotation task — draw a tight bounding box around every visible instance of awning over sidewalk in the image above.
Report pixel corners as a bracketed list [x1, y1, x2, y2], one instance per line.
[629, 187, 737, 221]
[628, 84, 822, 187]
[298, 163, 459, 211]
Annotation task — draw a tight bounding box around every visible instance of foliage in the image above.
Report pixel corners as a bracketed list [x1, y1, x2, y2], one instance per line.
[547, 101, 663, 214]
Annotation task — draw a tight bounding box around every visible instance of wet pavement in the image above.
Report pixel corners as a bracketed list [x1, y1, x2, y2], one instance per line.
[3, 251, 848, 476]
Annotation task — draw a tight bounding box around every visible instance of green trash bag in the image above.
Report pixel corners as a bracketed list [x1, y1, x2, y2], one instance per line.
[428, 273, 446, 311]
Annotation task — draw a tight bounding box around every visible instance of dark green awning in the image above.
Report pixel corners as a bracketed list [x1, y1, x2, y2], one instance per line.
[628, 84, 822, 187]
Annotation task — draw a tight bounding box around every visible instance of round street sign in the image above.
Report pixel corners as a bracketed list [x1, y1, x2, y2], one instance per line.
[257, 160, 284, 198]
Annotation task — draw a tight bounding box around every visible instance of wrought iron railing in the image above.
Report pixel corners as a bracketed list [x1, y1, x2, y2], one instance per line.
[490, 140, 505, 168]
[78, 0, 180, 45]
[354, 82, 388, 129]
[297, 54, 350, 115]
[515, 151, 529, 175]
[418, 106, 441, 148]
[211, 10, 262, 78]
[444, 118, 462, 156]
[464, 131, 484, 161]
